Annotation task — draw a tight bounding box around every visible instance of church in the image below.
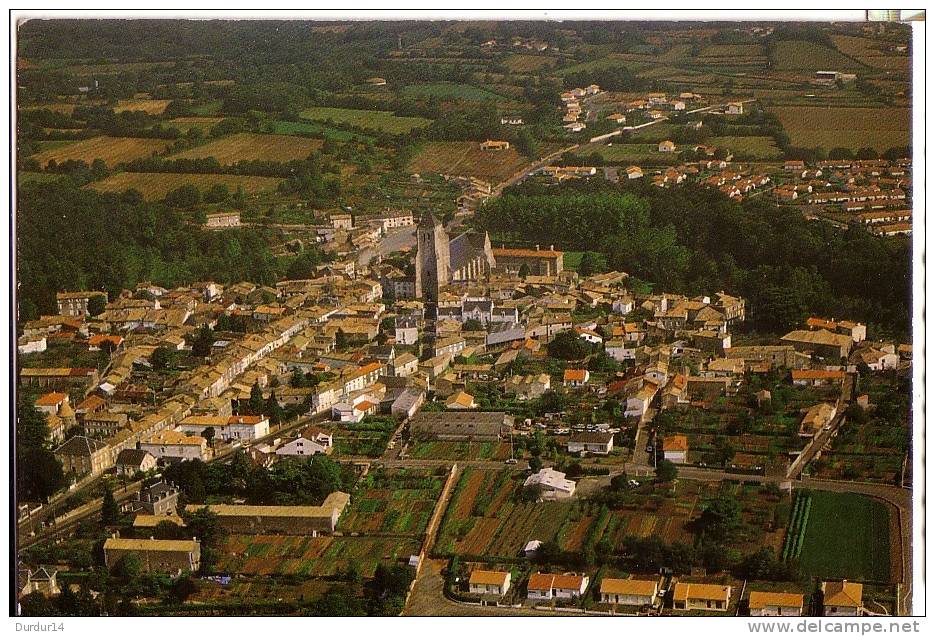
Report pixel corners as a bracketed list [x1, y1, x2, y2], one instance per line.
[415, 212, 495, 303]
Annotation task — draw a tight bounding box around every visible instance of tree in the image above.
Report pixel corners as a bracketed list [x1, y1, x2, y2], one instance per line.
[101, 484, 119, 526]
[655, 459, 678, 483]
[578, 251, 607, 277]
[547, 329, 592, 360]
[696, 494, 742, 541]
[87, 294, 106, 317]
[114, 553, 143, 579]
[518, 262, 531, 278]
[248, 382, 265, 416]
[462, 318, 484, 331]
[151, 346, 173, 370]
[202, 426, 216, 447]
[265, 391, 286, 426]
[515, 129, 538, 158]
[165, 184, 201, 208]
[182, 508, 227, 574]
[191, 324, 214, 357]
[17, 394, 66, 501]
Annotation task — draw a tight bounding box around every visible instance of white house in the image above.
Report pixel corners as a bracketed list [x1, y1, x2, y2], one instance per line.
[605, 339, 637, 362]
[524, 468, 576, 499]
[140, 430, 209, 461]
[612, 295, 635, 315]
[600, 578, 659, 606]
[624, 383, 658, 418]
[662, 435, 689, 463]
[527, 573, 589, 601]
[566, 432, 614, 455]
[178, 415, 270, 441]
[822, 580, 863, 616]
[468, 570, 512, 596]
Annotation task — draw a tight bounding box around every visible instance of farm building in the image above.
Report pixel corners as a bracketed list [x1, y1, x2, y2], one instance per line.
[204, 212, 241, 229]
[409, 411, 512, 442]
[480, 140, 510, 150]
[187, 492, 350, 536]
[103, 536, 201, 575]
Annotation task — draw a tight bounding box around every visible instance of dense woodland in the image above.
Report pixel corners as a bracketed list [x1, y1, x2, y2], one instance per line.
[474, 180, 911, 340]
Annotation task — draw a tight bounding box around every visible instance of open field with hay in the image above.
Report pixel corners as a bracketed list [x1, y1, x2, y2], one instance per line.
[30, 136, 174, 167]
[86, 171, 282, 200]
[169, 133, 323, 164]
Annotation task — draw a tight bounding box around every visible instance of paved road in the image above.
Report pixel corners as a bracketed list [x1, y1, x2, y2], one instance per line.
[786, 373, 856, 479]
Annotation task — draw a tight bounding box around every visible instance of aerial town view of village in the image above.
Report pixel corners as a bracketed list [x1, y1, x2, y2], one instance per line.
[11, 13, 918, 621]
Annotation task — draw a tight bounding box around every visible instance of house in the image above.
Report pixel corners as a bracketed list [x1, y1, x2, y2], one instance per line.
[103, 536, 201, 575]
[18, 335, 47, 355]
[822, 580, 863, 616]
[606, 113, 626, 124]
[468, 570, 512, 596]
[276, 425, 333, 458]
[566, 432, 614, 455]
[55, 435, 114, 477]
[35, 392, 69, 416]
[481, 140, 510, 151]
[394, 317, 419, 345]
[658, 140, 676, 153]
[748, 591, 804, 617]
[115, 448, 157, 476]
[626, 166, 643, 179]
[524, 468, 576, 499]
[600, 577, 659, 606]
[726, 102, 744, 115]
[500, 115, 523, 125]
[446, 390, 477, 410]
[781, 329, 854, 359]
[20, 567, 60, 597]
[564, 122, 586, 132]
[131, 482, 180, 516]
[330, 213, 353, 230]
[56, 290, 107, 317]
[799, 403, 837, 437]
[527, 573, 589, 601]
[624, 382, 658, 418]
[662, 435, 689, 463]
[140, 430, 209, 461]
[672, 582, 731, 612]
[204, 212, 241, 228]
[563, 369, 590, 387]
[178, 414, 270, 441]
[791, 369, 846, 386]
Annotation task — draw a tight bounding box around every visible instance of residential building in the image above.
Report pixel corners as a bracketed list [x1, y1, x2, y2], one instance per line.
[822, 580, 863, 616]
[566, 432, 614, 455]
[663, 435, 689, 463]
[140, 430, 209, 461]
[115, 448, 157, 476]
[600, 578, 659, 606]
[56, 291, 107, 317]
[55, 435, 114, 477]
[468, 570, 512, 596]
[672, 582, 731, 612]
[799, 403, 837, 437]
[748, 591, 804, 617]
[524, 468, 576, 499]
[563, 368, 590, 387]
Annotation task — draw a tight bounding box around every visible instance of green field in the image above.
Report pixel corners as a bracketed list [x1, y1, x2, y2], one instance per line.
[796, 491, 891, 582]
[768, 106, 910, 152]
[770, 40, 864, 72]
[268, 119, 375, 142]
[707, 136, 783, 159]
[401, 82, 506, 102]
[299, 106, 431, 134]
[577, 143, 677, 165]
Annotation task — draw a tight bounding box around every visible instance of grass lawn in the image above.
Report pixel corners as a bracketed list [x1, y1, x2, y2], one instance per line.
[401, 82, 506, 102]
[796, 491, 891, 582]
[300, 106, 431, 134]
[707, 136, 783, 159]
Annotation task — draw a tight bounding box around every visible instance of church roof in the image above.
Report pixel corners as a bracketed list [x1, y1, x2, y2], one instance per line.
[449, 231, 490, 273]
